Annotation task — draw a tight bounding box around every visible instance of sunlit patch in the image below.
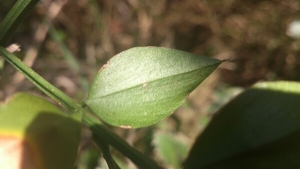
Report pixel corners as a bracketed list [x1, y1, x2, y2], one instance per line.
[0, 135, 38, 169]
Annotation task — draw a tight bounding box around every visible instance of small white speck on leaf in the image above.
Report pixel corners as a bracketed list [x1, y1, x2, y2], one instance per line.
[142, 80, 148, 87]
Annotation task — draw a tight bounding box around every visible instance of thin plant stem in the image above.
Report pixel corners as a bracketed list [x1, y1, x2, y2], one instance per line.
[0, 47, 80, 113]
[84, 113, 164, 169]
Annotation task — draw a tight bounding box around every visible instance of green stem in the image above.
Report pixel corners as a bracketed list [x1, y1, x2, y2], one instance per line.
[0, 0, 40, 46]
[93, 133, 121, 169]
[84, 113, 164, 169]
[0, 47, 80, 113]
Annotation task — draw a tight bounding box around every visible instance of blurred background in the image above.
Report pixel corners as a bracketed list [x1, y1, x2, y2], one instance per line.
[1, 0, 300, 168]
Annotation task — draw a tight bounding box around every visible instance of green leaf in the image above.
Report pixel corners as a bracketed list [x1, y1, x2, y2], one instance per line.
[153, 132, 189, 169]
[0, 93, 81, 169]
[184, 81, 300, 169]
[85, 47, 221, 128]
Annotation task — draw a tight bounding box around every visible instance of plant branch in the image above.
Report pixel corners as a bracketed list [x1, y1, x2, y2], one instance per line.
[0, 47, 80, 113]
[84, 113, 164, 169]
[93, 133, 121, 169]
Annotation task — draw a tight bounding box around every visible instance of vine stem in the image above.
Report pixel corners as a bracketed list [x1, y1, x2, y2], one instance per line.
[0, 46, 80, 113]
[83, 113, 164, 169]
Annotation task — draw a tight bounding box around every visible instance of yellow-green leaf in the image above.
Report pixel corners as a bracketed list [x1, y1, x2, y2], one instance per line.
[0, 93, 81, 169]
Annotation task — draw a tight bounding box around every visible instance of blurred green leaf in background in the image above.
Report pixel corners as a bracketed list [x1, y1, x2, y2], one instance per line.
[153, 131, 189, 169]
[184, 81, 300, 169]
